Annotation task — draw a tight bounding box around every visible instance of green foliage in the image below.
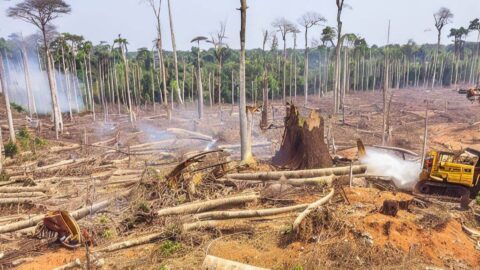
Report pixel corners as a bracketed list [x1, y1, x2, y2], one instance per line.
[102, 229, 113, 238]
[17, 127, 30, 140]
[138, 201, 150, 213]
[98, 214, 108, 224]
[10, 103, 25, 113]
[34, 137, 46, 147]
[476, 192, 480, 205]
[157, 266, 169, 270]
[4, 141, 18, 158]
[158, 240, 181, 257]
[292, 266, 304, 270]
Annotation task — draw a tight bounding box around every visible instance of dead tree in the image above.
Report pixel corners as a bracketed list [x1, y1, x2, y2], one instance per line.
[431, 7, 453, 89]
[191, 36, 208, 119]
[272, 17, 296, 104]
[298, 12, 326, 105]
[272, 105, 333, 169]
[239, 0, 251, 161]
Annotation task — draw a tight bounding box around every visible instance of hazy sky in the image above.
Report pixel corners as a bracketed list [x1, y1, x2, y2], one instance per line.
[1, 0, 479, 51]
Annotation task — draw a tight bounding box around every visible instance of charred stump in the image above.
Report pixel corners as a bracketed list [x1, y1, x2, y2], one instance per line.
[272, 105, 333, 170]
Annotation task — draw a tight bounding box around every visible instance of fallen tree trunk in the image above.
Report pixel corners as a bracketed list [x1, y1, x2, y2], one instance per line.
[283, 175, 336, 186]
[183, 220, 252, 232]
[202, 255, 270, 270]
[292, 188, 335, 232]
[157, 194, 259, 217]
[0, 198, 113, 234]
[95, 231, 165, 253]
[0, 192, 46, 198]
[226, 165, 367, 181]
[193, 204, 308, 221]
[0, 186, 48, 193]
[218, 142, 271, 150]
[50, 144, 81, 153]
[167, 128, 213, 141]
[0, 198, 38, 204]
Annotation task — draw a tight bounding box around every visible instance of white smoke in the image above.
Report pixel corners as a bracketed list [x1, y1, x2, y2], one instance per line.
[1, 43, 85, 115]
[360, 148, 421, 190]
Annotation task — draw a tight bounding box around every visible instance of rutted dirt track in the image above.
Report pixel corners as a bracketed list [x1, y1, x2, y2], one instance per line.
[1, 87, 479, 270]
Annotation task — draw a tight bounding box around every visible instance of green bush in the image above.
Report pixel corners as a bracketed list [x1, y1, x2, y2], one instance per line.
[34, 137, 46, 147]
[158, 240, 181, 257]
[292, 266, 304, 270]
[4, 141, 18, 158]
[17, 127, 30, 140]
[10, 103, 25, 113]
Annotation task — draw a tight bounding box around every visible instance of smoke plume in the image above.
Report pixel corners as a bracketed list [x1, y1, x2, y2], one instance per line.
[360, 148, 421, 190]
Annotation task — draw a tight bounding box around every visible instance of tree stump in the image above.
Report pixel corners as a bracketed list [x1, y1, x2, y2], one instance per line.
[272, 105, 333, 170]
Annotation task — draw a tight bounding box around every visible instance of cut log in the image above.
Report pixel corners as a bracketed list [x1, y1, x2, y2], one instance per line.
[292, 188, 335, 232]
[0, 192, 46, 198]
[202, 255, 270, 270]
[157, 194, 259, 217]
[96, 231, 165, 253]
[218, 142, 271, 150]
[193, 204, 308, 221]
[183, 220, 252, 232]
[370, 145, 418, 157]
[226, 165, 367, 181]
[272, 105, 333, 170]
[0, 198, 38, 204]
[50, 144, 81, 153]
[283, 175, 336, 187]
[0, 198, 113, 234]
[167, 128, 213, 141]
[0, 186, 48, 193]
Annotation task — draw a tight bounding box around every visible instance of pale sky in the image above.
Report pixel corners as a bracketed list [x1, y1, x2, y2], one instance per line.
[1, 0, 479, 51]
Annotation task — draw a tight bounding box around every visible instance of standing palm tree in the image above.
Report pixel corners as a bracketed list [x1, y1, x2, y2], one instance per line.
[239, 0, 251, 161]
[468, 19, 480, 85]
[8, 0, 71, 139]
[114, 35, 135, 125]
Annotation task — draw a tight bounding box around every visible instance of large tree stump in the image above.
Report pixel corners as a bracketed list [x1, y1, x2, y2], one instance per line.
[272, 105, 333, 170]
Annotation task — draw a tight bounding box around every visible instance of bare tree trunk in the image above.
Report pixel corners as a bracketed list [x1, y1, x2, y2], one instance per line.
[196, 43, 204, 119]
[120, 44, 134, 125]
[0, 55, 15, 143]
[42, 29, 63, 139]
[208, 72, 213, 107]
[20, 45, 36, 117]
[167, 0, 183, 104]
[239, 0, 251, 161]
[304, 27, 309, 105]
[431, 31, 441, 89]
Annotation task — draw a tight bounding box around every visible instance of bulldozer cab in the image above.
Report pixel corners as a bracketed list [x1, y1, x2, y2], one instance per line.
[426, 150, 479, 188]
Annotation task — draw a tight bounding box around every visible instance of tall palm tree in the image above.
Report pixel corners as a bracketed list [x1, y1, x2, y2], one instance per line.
[114, 35, 135, 125]
[272, 17, 296, 103]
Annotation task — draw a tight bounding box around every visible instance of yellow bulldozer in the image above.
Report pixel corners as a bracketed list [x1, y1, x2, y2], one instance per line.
[415, 148, 480, 208]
